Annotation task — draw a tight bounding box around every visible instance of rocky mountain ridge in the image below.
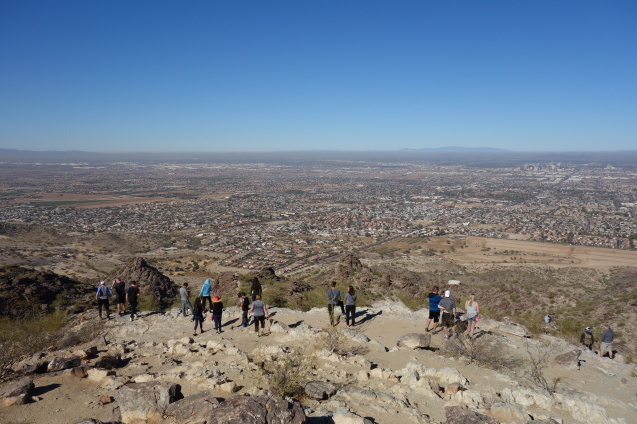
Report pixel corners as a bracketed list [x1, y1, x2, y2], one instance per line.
[1, 299, 635, 424]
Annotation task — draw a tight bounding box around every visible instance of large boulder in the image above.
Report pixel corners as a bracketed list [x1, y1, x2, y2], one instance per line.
[305, 381, 337, 400]
[110, 257, 178, 300]
[397, 333, 431, 349]
[115, 382, 181, 423]
[205, 392, 305, 424]
[553, 349, 582, 370]
[0, 377, 34, 406]
[488, 402, 530, 423]
[47, 355, 81, 372]
[165, 390, 220, 423]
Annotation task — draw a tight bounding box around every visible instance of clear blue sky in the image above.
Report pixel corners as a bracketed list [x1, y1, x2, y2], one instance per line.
[1, 0, 636, 152]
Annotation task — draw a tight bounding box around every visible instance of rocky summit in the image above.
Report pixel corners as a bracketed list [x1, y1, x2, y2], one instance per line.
[1, 300, 636, 424]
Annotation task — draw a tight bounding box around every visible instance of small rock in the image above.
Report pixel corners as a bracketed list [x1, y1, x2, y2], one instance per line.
[48, 355, 81, 372]
[95, 354, 121, 370]
[0, 377, 34, 406]
[397, 333, 431, 349]
[445, 405, 498, 424]
[305, 381, 337, 400]
[98, 395, 113, 405]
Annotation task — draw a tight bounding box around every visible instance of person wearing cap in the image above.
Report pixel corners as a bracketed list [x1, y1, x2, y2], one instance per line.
[211, 295, 224, 334]
[438, 290, 457, 339]
[95, 281, 113, 319]
[580, 326, 594, 350]
[599, 324, 615, 359]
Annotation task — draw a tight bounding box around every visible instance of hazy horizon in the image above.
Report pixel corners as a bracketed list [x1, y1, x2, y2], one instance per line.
[1, 1, 636, 153]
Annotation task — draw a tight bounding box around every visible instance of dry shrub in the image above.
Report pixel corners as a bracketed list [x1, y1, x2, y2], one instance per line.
[247, 346, 316, 399]
[524, 340, 561, 395]
[440, 333, 521, 371]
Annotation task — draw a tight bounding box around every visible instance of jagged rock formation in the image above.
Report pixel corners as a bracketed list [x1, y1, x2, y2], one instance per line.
[213, 271, 239, 301]
[108, 257, 178, 300]
[0, 265, 90, 317]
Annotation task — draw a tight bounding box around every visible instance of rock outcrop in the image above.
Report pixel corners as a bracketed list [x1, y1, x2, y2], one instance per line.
[109, 257, 178, 300]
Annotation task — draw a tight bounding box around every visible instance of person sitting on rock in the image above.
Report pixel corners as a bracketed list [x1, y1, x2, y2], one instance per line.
[580, 326, 594, 350]
[211, 296, 224, 333]
[192, 297, 204, 336]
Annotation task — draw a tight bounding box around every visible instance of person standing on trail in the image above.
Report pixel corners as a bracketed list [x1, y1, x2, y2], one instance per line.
[250, 294, 269, 337]
[250, 277, 262, 302]
[192, 297, 204, 336]
[198, 278, 212, 312]
[580, 326, 594, 350]
[96, 281, 112, 319]
[345, 286, 357, 327]
[211, 296, 224, 334]
[238, 292, 250, 328]
[599, 324, 615, 359]
[464, 294, 480, 338]
[180, 282, 194, 317]
[327, 281, 342, 327]
[425, 286, 442, 332]
[126, 281, 140, 322]
[111, 279, 126, 316]
[439, 290, 457, 339]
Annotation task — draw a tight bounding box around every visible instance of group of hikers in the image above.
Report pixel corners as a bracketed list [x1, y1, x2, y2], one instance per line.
[96, 277, 617, 358]
[94, 279, 140, 321]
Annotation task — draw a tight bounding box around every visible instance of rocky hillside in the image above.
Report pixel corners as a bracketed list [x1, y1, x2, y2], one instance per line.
[1, 299, 635, 424]
[108, 257, 178, 300]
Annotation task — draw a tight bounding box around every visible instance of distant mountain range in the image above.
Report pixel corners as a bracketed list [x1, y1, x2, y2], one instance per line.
[399, 146, 509, 152]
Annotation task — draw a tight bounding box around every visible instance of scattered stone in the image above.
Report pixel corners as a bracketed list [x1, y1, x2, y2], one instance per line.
[98, 394, 113, 405]
[445, 405, 498, 424]
[435, 367, 468, 386]
[488, 402, 529, 422]
[445, 382, 463, 395]
[115, 382, 181, 423]
[0, 377, 34, 406]
[270, 320, 290, 333]
[74, 420, 105, 424]
[87, 368, 115, 383]
[305, 381, 337, 400]
[205, 392, 305, 424]
[332, 407, 374, 424]
[70, 366, 90, 378]
[165, 390, 220, 423]
[553, 349, 582, 370]
[47, 355, 81, 372]
[95, 353, 121, 370]
[396, 333, 431, 349]
[17, 360, 49, 375]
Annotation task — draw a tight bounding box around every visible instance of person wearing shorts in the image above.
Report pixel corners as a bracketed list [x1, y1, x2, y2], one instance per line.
[425, 286, 442, 332]
[439, 290, 457, 339]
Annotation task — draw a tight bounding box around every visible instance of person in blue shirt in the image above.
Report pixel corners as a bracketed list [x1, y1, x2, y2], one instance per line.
[198, 278, 213, 312]
[425, 286, 442, 333]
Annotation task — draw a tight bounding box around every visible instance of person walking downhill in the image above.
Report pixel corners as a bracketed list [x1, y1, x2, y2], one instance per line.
[425, 286, 442, 332]
[111, 279, 126, 316]
[126, 281, 140, 322]
[464, 294, 480, 338]
[198, 278, 212, 312]
[345, 286, 357, 327]
[96, 281, 112, 320]
[192, 297, 204, 336]
[327, 281, 342, 327]
[250, 277, 262, 302]
[238, 292, 250, 328]
[250, 294, 269, 337]
[180, 282, 194, 317]
[211, 296, 224, 333]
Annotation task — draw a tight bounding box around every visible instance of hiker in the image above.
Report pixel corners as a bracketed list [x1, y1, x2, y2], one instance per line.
[250, 294, 269, 337]
[211, 295, 224, 333]
[192, 297, 204, 336]
[464, 294, 480, 338]
[111, 279, 126, 316]
[580, 326, 594, 350]
[599, 324, 615, 359]
[425, 286, 442, 332]
[345, 285, 357, 327]
[96, 281, 112, 319]
[126, 281, 140, 322]
[238, 292, 250, 328]
[198, 278, 212, 312]
[180, 282, 194, 317]
[439, 290, 457, 339]
[250, 277, 262, 301]
[327, 281, 342, 326]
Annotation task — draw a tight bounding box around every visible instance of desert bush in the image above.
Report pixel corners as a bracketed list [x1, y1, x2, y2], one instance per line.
[247, 346, 315, 399]
[524, 340, 561, 395]
[440, 334, 521, 370]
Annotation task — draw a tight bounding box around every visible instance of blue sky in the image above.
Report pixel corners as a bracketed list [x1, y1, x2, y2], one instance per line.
[1, 1, 636, 152]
